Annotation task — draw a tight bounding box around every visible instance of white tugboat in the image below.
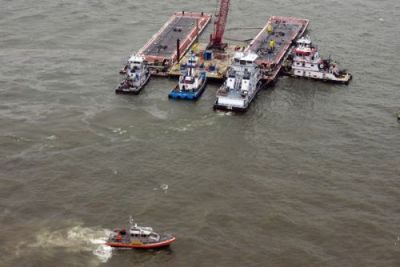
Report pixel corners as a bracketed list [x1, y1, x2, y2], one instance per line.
[214, 52, 263, 112]
[284, 36, 352, 84]
[115, 55, 151, 94]
[168, 52, 207, 100]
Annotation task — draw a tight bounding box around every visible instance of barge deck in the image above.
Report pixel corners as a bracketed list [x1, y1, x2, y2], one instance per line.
[138, 12, 211, 76]
[247, 16, 309, 82]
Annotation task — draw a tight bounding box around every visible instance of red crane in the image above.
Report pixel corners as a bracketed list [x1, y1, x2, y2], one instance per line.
[208, 0, 230, 50]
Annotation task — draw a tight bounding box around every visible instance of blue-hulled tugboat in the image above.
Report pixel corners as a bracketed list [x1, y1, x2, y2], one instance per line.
[168, 53, 207, 100]
[106, 217, 176, 249]
[115, 55, 151, 94]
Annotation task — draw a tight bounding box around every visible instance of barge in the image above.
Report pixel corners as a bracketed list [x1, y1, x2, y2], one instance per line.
[138, 12, 211, 76]
[247, 16, 309, 81]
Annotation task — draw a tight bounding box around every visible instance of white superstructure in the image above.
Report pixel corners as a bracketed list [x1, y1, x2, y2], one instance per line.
[289, 36, 351, 83]
[177, 53, 206, 92]
[126, 55, 150, 88]
[116, 54, 151, 94]
[214, 52, 262, 111]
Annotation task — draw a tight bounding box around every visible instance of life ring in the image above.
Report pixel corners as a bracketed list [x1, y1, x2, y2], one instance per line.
[319, 64, 324, 69]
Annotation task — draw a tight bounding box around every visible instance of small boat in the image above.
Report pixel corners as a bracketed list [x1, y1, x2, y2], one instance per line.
[115, 55, 151, 94]
[284, 36, 352, 84]
[106, 217, 176, 249]
[168, 53, 207, 100]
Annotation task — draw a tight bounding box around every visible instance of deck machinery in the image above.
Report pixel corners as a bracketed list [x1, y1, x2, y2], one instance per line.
[208, 0, 230, 50]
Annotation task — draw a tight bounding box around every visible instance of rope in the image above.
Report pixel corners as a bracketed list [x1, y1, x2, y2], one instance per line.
[223, 27, 262, 42]
[225, 27, 263, 31]
[224, 36, 253, 42]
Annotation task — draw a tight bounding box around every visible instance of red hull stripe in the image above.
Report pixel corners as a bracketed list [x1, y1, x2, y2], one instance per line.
[106, 237, 176, 249]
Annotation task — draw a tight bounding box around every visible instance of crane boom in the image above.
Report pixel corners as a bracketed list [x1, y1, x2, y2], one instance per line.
[209, 0, 230, 49]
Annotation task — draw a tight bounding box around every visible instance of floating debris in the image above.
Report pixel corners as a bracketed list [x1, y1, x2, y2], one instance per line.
[45, 135, 57, 141]
[160, 184, 169, 193]
[111, 128, 127, 135]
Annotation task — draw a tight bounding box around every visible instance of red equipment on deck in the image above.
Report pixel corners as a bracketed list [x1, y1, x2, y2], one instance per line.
[208, 0, 230, 50]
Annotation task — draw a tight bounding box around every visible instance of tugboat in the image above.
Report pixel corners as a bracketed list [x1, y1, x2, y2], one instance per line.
[284, 36, 352, 84]
[106, 217, 176, 249]
[168, 53, 207, 100]
[214, 52, 263, 112]
[115, 55, 151, 94]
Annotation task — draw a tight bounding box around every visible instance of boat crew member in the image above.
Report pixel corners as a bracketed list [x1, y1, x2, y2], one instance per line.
[268, 39, 276, 51]
[267, 24, 273, 34]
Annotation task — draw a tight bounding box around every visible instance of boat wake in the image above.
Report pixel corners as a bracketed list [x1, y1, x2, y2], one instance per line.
[26, 225, 113, 263]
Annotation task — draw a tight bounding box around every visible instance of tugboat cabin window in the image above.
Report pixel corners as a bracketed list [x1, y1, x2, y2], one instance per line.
[184, 78, 194, 84]
[240, 60, 246, 65]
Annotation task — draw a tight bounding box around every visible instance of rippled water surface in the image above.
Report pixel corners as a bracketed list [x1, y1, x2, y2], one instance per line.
[1, 0, 400, 266]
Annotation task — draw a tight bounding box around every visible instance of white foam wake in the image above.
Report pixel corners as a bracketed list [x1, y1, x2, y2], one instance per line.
[30, 225, 113, 263]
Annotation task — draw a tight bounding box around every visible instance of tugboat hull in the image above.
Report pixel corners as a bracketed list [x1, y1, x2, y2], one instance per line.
[214, 80, 265, 112]
[115, 87, 142, 95]
[168, 78, 207, 101]
[283, 67, 352, 85]
[115, 73, 151, 95]
[106, 236, 176, 249]
[213, 102, 248, 112]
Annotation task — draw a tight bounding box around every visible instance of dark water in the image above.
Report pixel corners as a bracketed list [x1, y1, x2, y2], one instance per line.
[1, 0, 400, 266]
